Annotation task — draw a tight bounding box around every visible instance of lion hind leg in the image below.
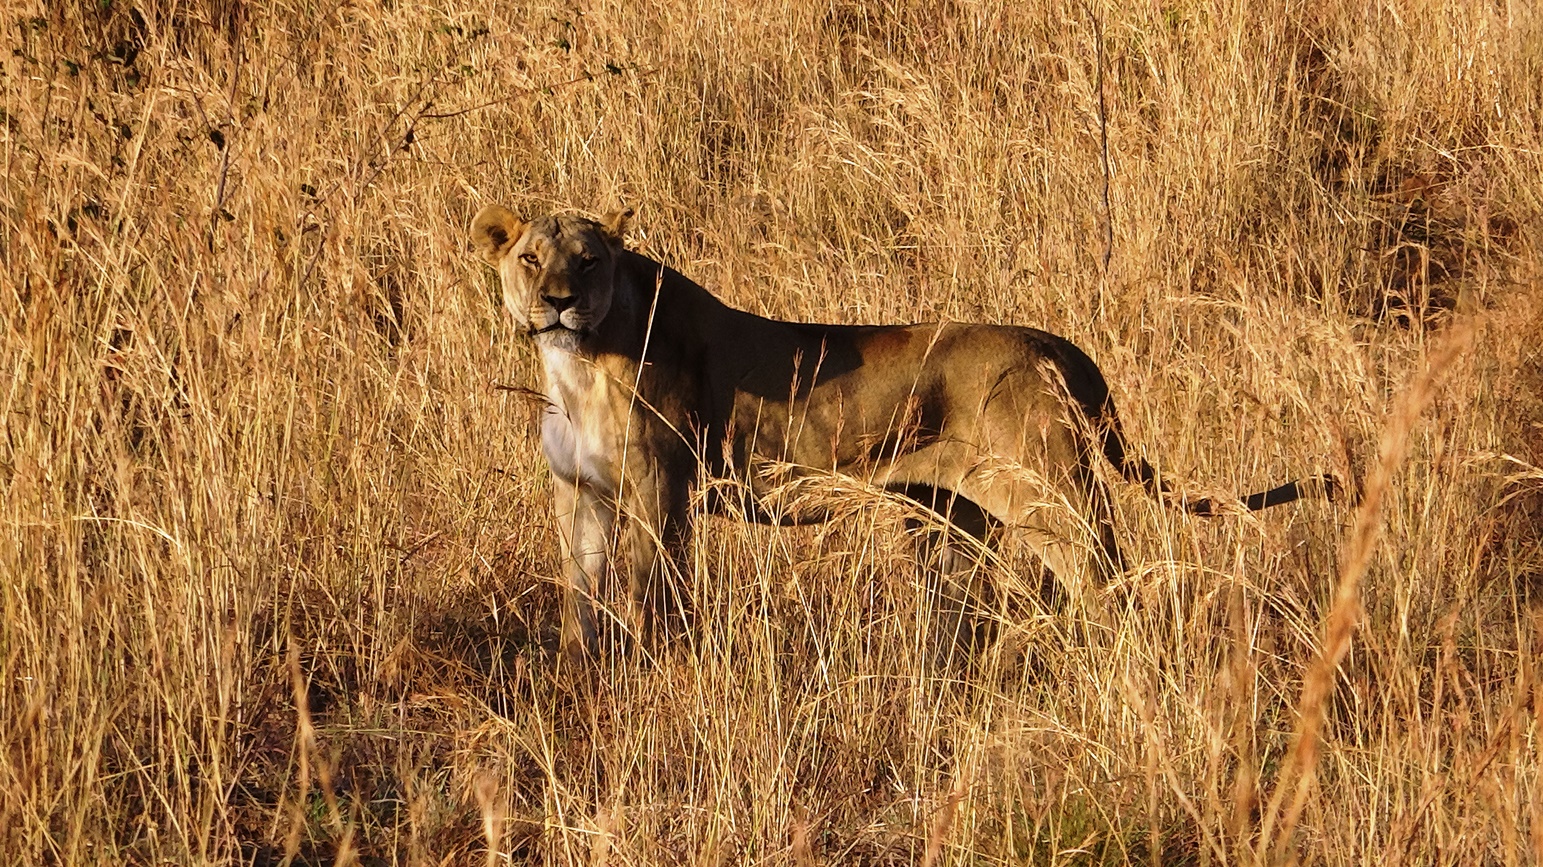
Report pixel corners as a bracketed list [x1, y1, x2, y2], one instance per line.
[879, 440, 1121, 610]
[966, 382, 1126, 604]
[895, 486, 1002, 669]
[953, 469, 1121, 609]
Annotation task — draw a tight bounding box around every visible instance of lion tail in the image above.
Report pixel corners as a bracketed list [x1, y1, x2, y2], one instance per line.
[1097, 410, 1340, 516]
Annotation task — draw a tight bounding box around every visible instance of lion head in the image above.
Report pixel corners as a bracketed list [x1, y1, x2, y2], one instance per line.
[470, 205, 633, 347]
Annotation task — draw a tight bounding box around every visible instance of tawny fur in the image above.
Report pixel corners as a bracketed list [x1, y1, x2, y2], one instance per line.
[470, 204, 1336, 659]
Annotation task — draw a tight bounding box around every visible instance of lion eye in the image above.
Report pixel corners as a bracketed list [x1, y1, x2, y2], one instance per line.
[578, 255, 598, 271]
[519, 252, 540, 269]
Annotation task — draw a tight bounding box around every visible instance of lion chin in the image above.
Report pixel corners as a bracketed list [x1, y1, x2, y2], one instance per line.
[470, 202, 1339, 664]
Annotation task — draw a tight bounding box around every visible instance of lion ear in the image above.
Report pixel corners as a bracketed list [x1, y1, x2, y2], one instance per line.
[601, 207, 634, 243]
[470, 205, 526, 267]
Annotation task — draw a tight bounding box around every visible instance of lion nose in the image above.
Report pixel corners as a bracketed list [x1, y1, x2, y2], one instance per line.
[543, 293, 577, 313]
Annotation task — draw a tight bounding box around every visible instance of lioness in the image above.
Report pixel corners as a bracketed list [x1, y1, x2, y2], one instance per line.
[471, 204, 1335, 659]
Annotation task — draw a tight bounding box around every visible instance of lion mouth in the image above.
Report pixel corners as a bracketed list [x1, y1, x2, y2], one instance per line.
[532, 322, 588, 338]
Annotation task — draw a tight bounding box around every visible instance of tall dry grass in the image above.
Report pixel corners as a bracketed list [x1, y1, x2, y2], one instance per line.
[2, 0, 1541, 863]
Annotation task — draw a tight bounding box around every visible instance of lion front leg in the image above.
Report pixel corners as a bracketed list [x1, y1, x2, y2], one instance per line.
[552, 478, 615, 662]
[617, 476, 692, 647]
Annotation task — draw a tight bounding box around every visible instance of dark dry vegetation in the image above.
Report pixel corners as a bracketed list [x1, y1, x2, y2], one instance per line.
[3, 0, 1542, 864]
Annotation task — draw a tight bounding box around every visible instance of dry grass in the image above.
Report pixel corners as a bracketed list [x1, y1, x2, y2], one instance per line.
[3, 0, 1542, 863]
